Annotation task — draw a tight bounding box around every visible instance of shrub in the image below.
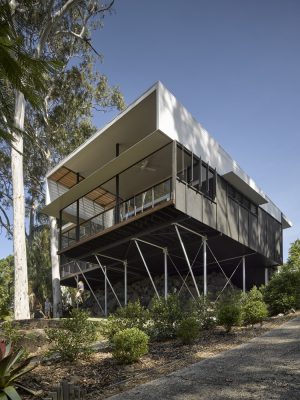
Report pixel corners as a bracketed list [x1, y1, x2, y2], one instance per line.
[264, 268, 300, 315]
[216, 292, 242, 333]
[114, 300, 149, 330]
[100, 301, 149, 341]
[100, 315, 131, 341]
[0, 321, 22, 345]
[46, 309, 97, 361]
[177, 317, 199, 344]
[112, 328, 149, 364]
[0, 341, 38, 399]
[149, 294, 183, 340]
[241, 286, 268, 326]
[189, 296, 217, 330]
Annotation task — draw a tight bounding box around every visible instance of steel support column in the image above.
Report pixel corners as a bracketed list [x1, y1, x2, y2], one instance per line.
[75, 262, 104, 315]
[95, 255, 122, 311]
[134, 240, 160, 299]
[164, 248, 168, 300]
[203, 238, 207, 296]
[124, 261, 128, 306]
[175, 225, 200, 297]
[104, 266, 107, 317]
[242, 256, 246, 293]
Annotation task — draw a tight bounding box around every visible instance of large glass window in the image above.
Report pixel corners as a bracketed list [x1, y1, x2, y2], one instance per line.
[176, 144, 216, 200]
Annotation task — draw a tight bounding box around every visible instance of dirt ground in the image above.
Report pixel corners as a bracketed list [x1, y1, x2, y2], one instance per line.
[18, 311, 300, 400]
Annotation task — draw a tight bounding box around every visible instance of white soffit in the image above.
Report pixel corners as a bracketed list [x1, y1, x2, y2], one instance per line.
[43, 130, 171, 218]
[47, 84, 159, 179]
[222, 171, 268, 205]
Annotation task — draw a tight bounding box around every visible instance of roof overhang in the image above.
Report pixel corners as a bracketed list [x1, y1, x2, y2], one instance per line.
[222, 171, 268, 205]
[282, 214, 292, 229]
[43, 130, 172, 218]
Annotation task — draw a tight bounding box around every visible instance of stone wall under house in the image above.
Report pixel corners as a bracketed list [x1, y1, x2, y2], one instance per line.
[82, 271, 236, 316]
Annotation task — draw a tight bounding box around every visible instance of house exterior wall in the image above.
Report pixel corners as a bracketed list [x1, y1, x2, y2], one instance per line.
[175, 176, 283, 264]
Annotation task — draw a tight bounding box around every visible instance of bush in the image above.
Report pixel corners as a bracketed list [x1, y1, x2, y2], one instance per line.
[263, 268, 300, 315]
[216, 292, 242, 333]
[149, 295, 183, 340]
[46, 309, 97, 361]
[177, 317, 199, 344]
[0, 321, 22, 345]
[241, 286, 268, 326]
[114, 300, 149, 330]
[100, 315, 132, 341]
[112, 327, 149, 364]
[189, 296, 216, 330]
[99, 301, 149, 341]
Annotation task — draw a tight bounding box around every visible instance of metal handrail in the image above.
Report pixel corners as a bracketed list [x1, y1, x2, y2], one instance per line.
[61, 178, 172, 249]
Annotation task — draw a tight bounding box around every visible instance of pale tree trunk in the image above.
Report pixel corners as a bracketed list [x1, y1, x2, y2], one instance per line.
[12, 91, 30, 320]
[46, 184, 62, 317]
[50, 216, 62, 317]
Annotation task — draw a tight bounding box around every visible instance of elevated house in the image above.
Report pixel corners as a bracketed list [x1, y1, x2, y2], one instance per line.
[43, 82, 292, 314]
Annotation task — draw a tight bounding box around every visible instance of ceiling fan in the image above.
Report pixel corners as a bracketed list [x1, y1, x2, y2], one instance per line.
[135, 159, 157, 172]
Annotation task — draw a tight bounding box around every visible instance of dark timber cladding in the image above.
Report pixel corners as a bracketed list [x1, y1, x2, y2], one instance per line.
[175, 174, 282, 264]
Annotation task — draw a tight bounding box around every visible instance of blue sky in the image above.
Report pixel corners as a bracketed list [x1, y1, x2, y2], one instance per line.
[1, 0, 299, 260]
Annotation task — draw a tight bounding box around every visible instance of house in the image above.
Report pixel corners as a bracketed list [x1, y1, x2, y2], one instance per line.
[43, 82, 292, 314]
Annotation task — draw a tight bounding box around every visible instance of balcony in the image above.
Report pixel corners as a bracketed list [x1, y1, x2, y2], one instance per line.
[61, 178, 172, 250]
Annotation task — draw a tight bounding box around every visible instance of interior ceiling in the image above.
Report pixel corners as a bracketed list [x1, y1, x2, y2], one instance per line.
[60, 91, 157, 177]
[50, 166, 116, 208]
[49, 141, 173, 210]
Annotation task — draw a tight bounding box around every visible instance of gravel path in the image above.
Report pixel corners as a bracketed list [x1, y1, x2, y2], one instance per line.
[108, 317, 300, 400]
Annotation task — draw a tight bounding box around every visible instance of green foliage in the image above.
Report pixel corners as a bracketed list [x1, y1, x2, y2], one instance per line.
[149, 295, 183, 340]
[286, 239, 300, 271]
[189, 296, 217, 330]
[216, 292, 243, 333]
[264, 268, 300, 315]
[241, 286, 268, 326]
[114, 300, 150, 331]
[100, 301, 149, 341]
[27, 227, 52, 303]
[0, 256, 13, 319]
[0, 341, 38, 399]
[0, 322, 22, 346]
[0, 2, 58, 144]
[46, 309, 97, 361]
[176, 317, 200, 345]
[112, 328, 149, 364]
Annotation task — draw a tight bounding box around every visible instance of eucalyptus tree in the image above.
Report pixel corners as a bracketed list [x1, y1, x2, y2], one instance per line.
[4, 0, 124, 319]
[0, 1, 54, 144]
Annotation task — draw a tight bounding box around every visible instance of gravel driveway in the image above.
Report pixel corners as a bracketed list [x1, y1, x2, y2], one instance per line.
[108, 317, 300, 399]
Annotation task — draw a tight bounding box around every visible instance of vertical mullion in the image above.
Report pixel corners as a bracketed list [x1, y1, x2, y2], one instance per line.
[76, 172, 80, 241]
[59, 210, 62, 251]
[199, 157, 202, 191]
[206, 162, 209, 195]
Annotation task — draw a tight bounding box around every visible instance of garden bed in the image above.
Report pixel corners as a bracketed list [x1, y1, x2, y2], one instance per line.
[20, 311, 300, 400]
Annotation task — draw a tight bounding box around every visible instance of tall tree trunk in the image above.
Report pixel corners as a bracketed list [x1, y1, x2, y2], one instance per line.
[46, 180, 62, 317]
[50, 216, 62, 317]
[12, 91, 30, 320]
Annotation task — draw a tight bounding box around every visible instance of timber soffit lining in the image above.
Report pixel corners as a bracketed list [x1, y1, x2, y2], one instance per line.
[49, 166, 116, 209]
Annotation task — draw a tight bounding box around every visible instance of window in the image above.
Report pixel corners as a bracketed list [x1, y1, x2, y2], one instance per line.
[228, 183, 258, 215]
[176, 144, 216, 199]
